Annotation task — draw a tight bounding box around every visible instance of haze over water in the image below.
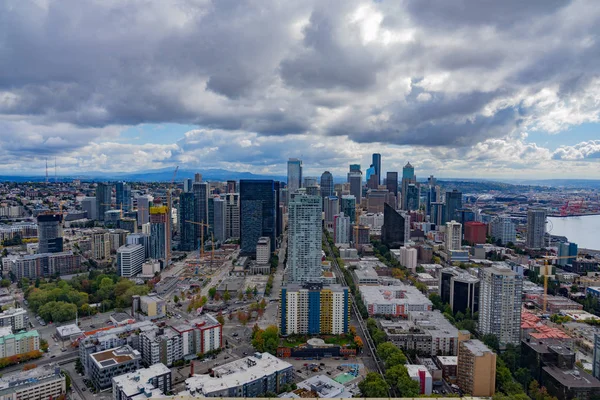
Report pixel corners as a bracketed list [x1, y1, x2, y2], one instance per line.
[548, 215, 600, 250]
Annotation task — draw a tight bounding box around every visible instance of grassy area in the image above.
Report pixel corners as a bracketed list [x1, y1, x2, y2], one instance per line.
[280, 336, 308, 348]
[323, 335, 353, 346]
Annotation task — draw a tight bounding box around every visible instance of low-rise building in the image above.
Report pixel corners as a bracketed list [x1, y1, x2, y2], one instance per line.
[56, 324, 84, 341]
[140, 327, 183, 367]
[0, 364, 65, 400]
[406, 364, 433, 395]
[359, 284, 432, 317]
[89, 345, 142, 390]
[0, 308, 27, 332]
[112, 363, 172, 400]
[170, 314, 222, 357]
[457, 339, 496, 397]
[436, 355, 458, 383]
[294, 374, 352, 398]
[185, 352, 293, 397]
[132, 294, 167, 319]
[0, 328, 40, 358]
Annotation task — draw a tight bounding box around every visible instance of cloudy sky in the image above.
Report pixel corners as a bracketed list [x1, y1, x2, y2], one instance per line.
[1, 0, 600, 179]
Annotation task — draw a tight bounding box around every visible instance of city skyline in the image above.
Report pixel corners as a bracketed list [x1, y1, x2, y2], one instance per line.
[1, 1, 600, 179]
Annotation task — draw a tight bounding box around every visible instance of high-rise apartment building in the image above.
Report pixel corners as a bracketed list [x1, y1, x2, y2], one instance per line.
[149, 206, 168, 260]
[323, 196, 339, 228]
[340, 195, 356, 223]
[192, 182, 209, 240]
[333, 213, 351, 244]
[287, 158, 303, 195]
[96, 183, 112, 221]
[281, 283, 350, 335]
[213, 198, 227, 243]
[457, 339, 496, 397]
[431, 202, 445, 226]
[445, 220, 462, 251]
[381, 203, 409, 248]
[183, 178, 193, 193]
[240, 180, 276, 255]
[489, 215, 516, 245]
[287, 194, 322, 283]
[445, 190, 462, 223]
[401, 162, 416, 210]
[526, 208, 547, 249]
[558, 242, 578, 266]
[37, 213, 63, 253]
[320, 171, 334, 200]
[347, 171, 362, 205]
[178, 192, 196, 251]
[226, 180, 236, 193]
[115, 182, 131, 212]
[478, 265, 523, 346]
[117, 244, 145, 277]
[464, 221, 487, 245]
[225, 193, 240, 240]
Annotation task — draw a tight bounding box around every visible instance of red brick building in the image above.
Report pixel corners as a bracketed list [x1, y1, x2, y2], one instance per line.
[464, 221, 487, 245]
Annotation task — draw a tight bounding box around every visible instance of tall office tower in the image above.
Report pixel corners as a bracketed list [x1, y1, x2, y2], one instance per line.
[349, 164, 361, 172]
[287, 194, 322, 283]
[192, 182, 209, 241]
[371, 153, 381, 185]
[478, 265, 523, 346]
[340, 195, 356, 223]
[136, 196, 151, 227]
[117, 244, 145, 277]
[405, 183, 420, 211]
[213, 198, 227, 243]
[386, 171, 398, 199]
[348, 171, 362, 204]
[303, 177, 318, 187]
[149, 206, 168, 260]
[305, 185, 319, 197]
[320, 171, 334, 200]
[115, 182, 132, 212]
[127, 233, 150, 259]
[96, 182, 112, 221]
[401, 162, 416, 210]
[439, 268, 480, 314]
[240, 180, 276, 255]
[381, 203, 410, 248]
[457, 339, 497, 397]
[558, 242, 578, 266]
[366, 172, 379, 190]
[225, 193, 240, 240]
[226, 180, 236, 193]
[194, 173, 202, 182]
[445, 220, 462, 251]
[323, 196, 339, 227]
[333, 212, 351, 244]
[274, 181, 283, 238]
[287, 158, 303, 194]
[207, 197, 215, 235]
[178, 192, 196, 251]
[37, 213, 63, 253]
[81, 197, 97, 220]
[526, 208, 547, 249]
[431, 202, 446, 226]
[365, 165, 376, 187]
[445, 189, 463, 223]
[183, 179, 193, 193]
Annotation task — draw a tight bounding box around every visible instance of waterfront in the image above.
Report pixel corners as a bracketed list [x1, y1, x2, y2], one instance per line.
[548, 215, 600, 250]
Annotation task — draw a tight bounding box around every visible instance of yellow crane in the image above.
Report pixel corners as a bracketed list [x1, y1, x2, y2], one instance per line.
[185, 220, 211, 259]
[535, 254, 580, 313]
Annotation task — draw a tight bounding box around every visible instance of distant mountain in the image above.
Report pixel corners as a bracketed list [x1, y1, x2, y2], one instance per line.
[506, 179, 600, 189]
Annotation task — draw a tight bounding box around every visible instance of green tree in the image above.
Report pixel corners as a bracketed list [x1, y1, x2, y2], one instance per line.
[173, 295, 179, 304]
[0, 279, 10, 288]
[223, 290, 231, 301]
[358, 373, 389, 397]
[482, 333, 500, 352]
[208, 287, 217, 299]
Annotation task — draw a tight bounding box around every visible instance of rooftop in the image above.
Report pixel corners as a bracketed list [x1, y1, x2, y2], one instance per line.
[186, 353, 292, 395]
[437, 356, 458, 366]
[112, 363, 171, 397]
[0, 327, 12, 337]
[297, 374, 350, 398]
[0, 364, 63, 392]
[359, 284, 433, 308]
[90, 345, 140, 369]
[0, 329, 39, 345]
[0, 307, 27, 318]
[543, 365, 600, 389]
[56, 324, 83, 337]
[461, 339, 494, 356]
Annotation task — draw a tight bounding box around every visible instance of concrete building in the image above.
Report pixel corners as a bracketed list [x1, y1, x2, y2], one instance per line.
[136, 196, 151, 227]
[91, 230, 111, 260]
[464, 221, 487, 245]
[478, 264, 523, 346]
[439, 267, 480, 315]
[89, 345, 142, 390]
[6, 251, 82, 280]
[149, 206, 168, 260]
[82, 197, 97, 220]
[185, 352, 293, 397]
[436, 356, 458, 382]
[489, 215, 516, 245]
[445, 220, 462, 251]
[55, 324, 84, 341]
[359, 284, 432, 317]
[170, 315, 222, 357]
[0, 328, 39, 358]
[140, 327, 183, 367]
[256, 237, 271, 265]
[294, 374, 352, 398]
[132, 295, 167, 319]
[287, 194, 322, 283]
[398, 246, 418, 272]
[527, 208, 547, 249]
[457, 339, 496, 397]
[406, 364, 433, 396]
[323, 196, 339, 228]
[225, 193, 240, 240]
[0, 364, 65, 400]
[281, 283, 350, 336]
[333, 212, 350, 245]
[213, 197, 227, 243]
[117, 244, 145, 277]
[112, 363, 172, 400]
[0, 308, 27, 331]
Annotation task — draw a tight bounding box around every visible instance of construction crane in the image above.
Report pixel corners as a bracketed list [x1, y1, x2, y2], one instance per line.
[166, 166, 179, 265]
[535, 254, 580, 313]
[185, 220, 211, 260]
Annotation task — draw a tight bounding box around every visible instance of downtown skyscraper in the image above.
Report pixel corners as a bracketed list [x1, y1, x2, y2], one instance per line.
[178, 192, 196, 251]
[320, 171, 334, 200]
[240, 180, 276, 255]
[287, 158, 302, 195]
[287, 194, 322, 283]
[115, 182, 132, 212]
[401, 162, 416, 210]
[96, 182, 112, 221]
[526, 208, 547, 249]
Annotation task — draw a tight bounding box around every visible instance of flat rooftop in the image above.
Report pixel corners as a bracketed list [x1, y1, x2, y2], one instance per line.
[437, 356, 458, 366]
[543, 365, 600, 389]
[112, 363, 171, 397]
[90, 346, 140, 368]
[461, 339, 494, 356]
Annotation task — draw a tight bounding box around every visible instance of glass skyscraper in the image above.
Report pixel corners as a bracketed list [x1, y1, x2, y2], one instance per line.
[240, 180, 276, 255]
[445, 189, 463, 224]
[340, 195, 356, 224]
[96, 182, 112, 221]
[371, 153, 381, 185]
[320, 171, 334, 200]
[178, 192, 196, 251]
[115, 182, 131, 212]
[287, 158, 302, 194]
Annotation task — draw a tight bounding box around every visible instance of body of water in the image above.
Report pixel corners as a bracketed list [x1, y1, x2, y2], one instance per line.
[548, 215, 600, 250]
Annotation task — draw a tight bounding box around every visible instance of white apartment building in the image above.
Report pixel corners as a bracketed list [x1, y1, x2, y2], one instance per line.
[287, 194, 322, 283]
[445, 220, 462, 251]
[117, 244, 145, 277]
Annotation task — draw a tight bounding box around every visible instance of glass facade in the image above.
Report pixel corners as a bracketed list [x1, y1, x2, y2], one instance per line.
[240, 180, 276, 255]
